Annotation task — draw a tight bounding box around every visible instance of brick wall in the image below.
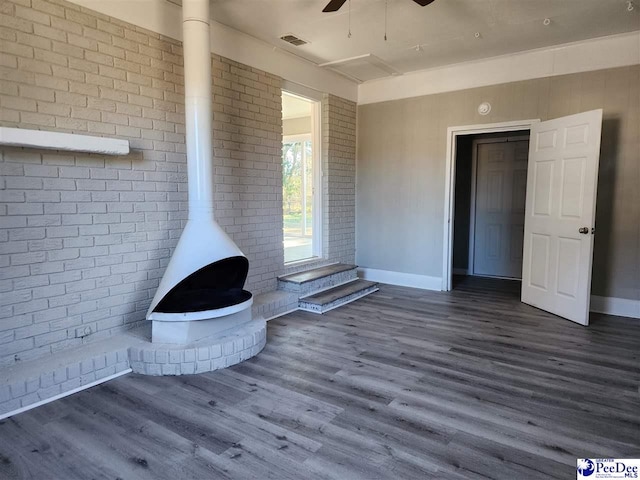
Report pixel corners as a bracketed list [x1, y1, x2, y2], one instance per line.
[322, 94, 356, 265]
[210, 55, 284, 293]
[0, 0, 283, 367]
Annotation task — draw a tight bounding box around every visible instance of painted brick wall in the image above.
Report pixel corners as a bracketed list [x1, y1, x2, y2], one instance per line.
[322, 94, 356, 265]
[0, 0, 283, 367]
[210, 55, 284, 294]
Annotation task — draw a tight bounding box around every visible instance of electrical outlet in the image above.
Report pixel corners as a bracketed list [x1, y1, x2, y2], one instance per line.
[75, 326, 93, 338]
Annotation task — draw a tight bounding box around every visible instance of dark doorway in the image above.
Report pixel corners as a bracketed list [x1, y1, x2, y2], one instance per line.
[452, 130, 530, 290]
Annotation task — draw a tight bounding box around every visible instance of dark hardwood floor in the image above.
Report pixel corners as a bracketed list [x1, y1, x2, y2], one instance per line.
[1, 278, 639, 479]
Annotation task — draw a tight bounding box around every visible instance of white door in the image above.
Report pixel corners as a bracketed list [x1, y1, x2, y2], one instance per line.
[473, 140, 528, 279]
[521, 109, 603, 325]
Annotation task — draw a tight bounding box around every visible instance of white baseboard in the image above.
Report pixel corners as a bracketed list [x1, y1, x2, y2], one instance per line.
[590, 295, 640, 319]
[358, 268, 639, 320]
[0, 369, 132, 421]
[358, 268, 442, 291]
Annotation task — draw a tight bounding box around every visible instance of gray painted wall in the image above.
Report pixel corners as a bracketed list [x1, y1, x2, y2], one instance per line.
[357, 65, 640, 300]
[323, 94, 357, 265]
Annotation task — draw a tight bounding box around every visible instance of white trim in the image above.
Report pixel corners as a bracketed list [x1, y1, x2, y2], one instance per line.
[355, 267, 639, 320]
[148, 297, 253, 321]
[590, 296, 640, 319]
[263, 290, 640, 320]
[358, 31, 640, 105]
[358, 268, 441, 291]
[281, 80, 324, 102]
[67, 0, 357, 102]
[0, 369, 132, 421]
[443, 120, 540, 291]
[311, 100, 323, 259]
[0, 127, 129, 155]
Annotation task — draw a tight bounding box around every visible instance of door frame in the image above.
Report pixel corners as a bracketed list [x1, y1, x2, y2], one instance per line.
[442, 119, 540, 291]
[468, 136, 530, 279]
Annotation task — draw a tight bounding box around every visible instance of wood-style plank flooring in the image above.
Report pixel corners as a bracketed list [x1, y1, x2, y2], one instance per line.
[1, 277, 639, 479]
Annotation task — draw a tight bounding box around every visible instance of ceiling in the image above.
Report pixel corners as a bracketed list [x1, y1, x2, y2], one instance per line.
[282, 92, 312, 119]
[208, 0, 639, 82]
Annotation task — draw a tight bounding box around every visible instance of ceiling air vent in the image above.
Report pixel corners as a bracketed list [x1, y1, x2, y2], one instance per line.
[280, 34, 308, 46]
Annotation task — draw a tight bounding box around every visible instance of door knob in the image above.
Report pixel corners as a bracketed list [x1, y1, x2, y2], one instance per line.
[579, 227, 589, 234]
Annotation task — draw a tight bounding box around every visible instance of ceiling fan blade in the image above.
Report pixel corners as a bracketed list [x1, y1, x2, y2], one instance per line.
[323, 0, 347, 12]
[413, 0, 436, 5]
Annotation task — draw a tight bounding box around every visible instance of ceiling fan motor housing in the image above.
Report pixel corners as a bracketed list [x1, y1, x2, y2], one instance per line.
[322, 0, 435, 13]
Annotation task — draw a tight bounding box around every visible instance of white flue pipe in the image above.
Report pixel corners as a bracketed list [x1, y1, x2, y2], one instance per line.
[146, 0, 250, 322]
[182, 0, 214, 220]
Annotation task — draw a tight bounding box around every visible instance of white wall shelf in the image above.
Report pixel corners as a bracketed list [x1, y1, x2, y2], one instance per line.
[0, 127, 130, 155]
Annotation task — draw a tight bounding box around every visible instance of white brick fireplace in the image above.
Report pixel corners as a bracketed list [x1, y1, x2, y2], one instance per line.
[0, 0, 357, 417]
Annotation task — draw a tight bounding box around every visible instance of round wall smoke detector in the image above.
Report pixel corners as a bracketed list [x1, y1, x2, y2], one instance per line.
[543, 18, 551, 26]
[478, 102, 491, 115]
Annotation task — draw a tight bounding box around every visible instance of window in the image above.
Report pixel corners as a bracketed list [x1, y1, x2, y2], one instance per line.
[282, 92, 321, 263]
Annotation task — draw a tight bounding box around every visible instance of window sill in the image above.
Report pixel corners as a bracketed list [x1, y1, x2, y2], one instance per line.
[284, 256, 328, 274]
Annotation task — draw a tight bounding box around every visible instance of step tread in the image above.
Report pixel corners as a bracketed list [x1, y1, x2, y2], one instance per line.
[300, 279, 378, 306]
[278, 263, 357, 285]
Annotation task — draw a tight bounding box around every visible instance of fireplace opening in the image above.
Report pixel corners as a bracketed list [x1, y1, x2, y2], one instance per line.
[153, 256, 252, 314]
